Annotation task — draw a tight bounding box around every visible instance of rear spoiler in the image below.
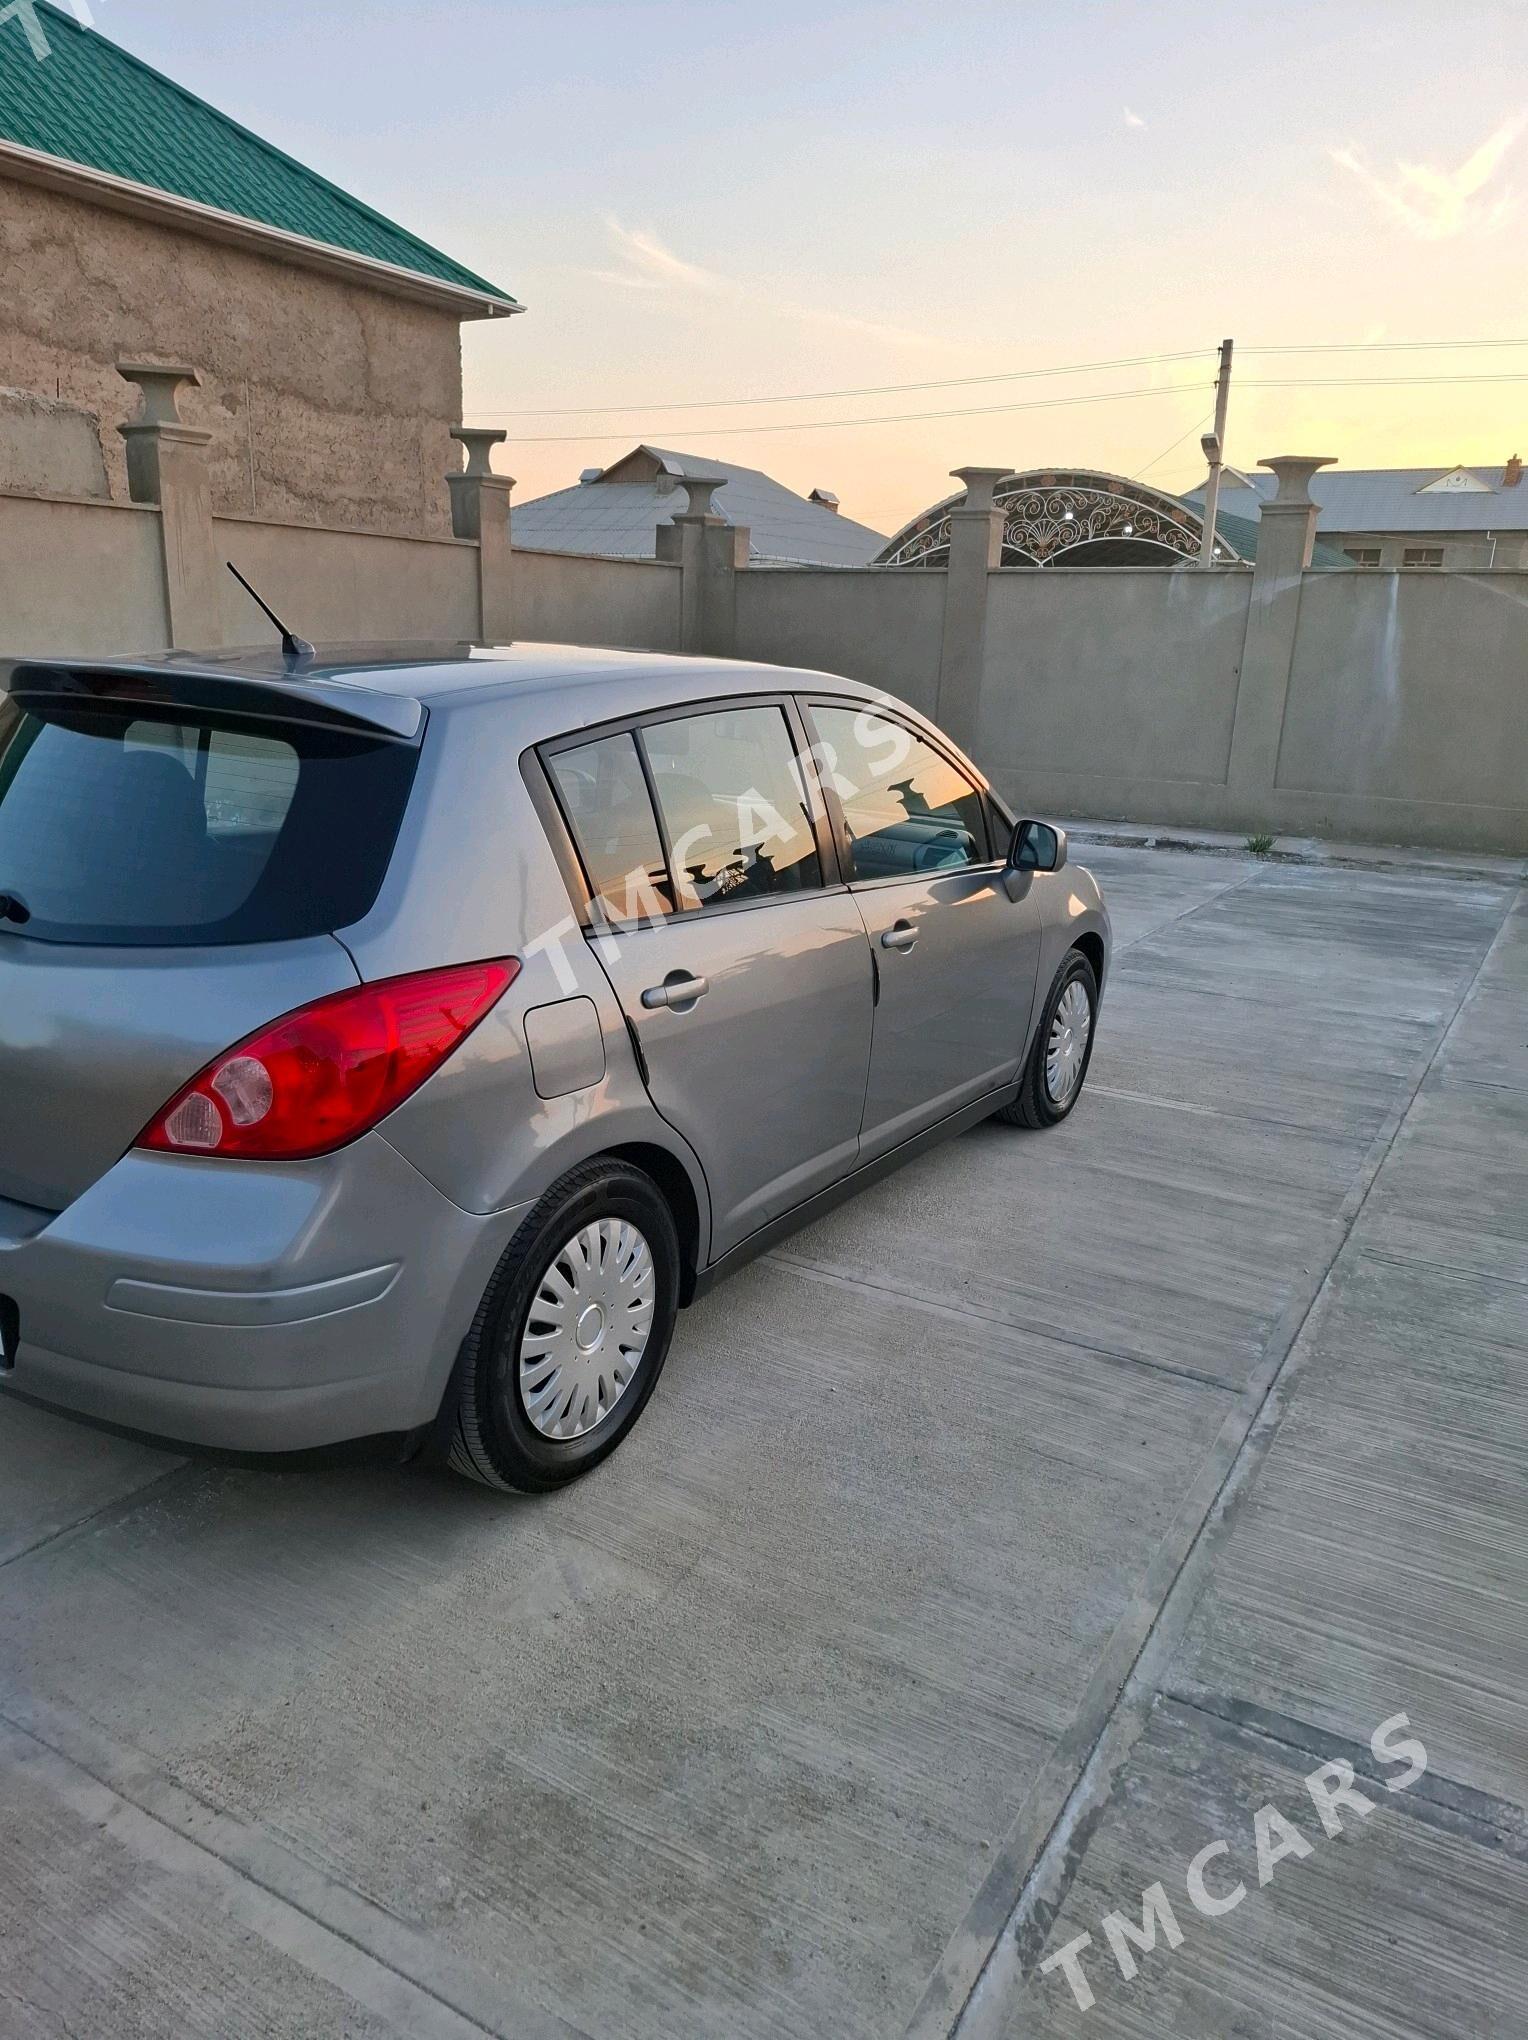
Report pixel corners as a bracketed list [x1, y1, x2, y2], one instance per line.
[2, 660, 424, 742]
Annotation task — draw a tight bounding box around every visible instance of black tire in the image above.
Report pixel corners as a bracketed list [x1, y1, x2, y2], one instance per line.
[997, 950, 1099, 1130]
[448, 1158, 680, 1493]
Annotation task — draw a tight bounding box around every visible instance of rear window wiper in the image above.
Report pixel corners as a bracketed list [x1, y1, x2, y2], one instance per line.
[0, 891, 31, 926]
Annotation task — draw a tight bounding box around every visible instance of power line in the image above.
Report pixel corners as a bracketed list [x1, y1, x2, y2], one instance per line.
[505, 379, 1218, 443]
[498, 370, 1528, 445]
[1247, 372, 1528, 387]
[1131, 412, 1214, 483]
[465, 335, 1528, 422]
[1252, 337, 1528, 355]
[466, 346, 1213, 418]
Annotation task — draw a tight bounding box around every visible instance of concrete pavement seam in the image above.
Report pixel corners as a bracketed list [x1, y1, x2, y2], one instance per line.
[764, 1252, 1236, 1394]
[902, 880, 1520, 2040]
[1160, 1690, 1528, 1860]
[0, 1459, 189, 1574]
[0, 1701, 593, 2040]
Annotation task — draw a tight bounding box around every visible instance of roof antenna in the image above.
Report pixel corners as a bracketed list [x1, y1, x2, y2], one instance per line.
[226, 562, 315, 662]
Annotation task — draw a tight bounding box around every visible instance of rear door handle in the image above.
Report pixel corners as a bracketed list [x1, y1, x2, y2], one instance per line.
[641, 971, 710, 1011]
[880, 922, 918, 953]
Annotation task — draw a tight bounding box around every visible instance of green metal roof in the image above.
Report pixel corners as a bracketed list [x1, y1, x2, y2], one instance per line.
[0, 4, 518, 308]
[1186, 503, 1353, 572]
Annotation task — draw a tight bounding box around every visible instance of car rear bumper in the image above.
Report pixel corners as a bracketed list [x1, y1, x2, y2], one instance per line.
[0, 1140, 528, 1453]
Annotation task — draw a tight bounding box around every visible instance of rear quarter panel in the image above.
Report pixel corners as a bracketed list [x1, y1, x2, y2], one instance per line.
[340, 693, 712, 1253]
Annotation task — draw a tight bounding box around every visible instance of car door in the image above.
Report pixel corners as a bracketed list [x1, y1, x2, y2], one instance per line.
[543, 700, 873, 1259]
[806, 699, 1044, 1162]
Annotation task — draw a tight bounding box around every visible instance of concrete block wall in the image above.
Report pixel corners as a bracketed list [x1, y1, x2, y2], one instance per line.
[0, 492, 168, 655]
[1273, 567, 1528, 846]
[979, 568, 1252, 794]
[2, 406, 1525, 854]
[513, 546, 682, 654]
[735, 566, 946, 716]
[214, 516, 480, 646]
[973, 563, 1528, 850]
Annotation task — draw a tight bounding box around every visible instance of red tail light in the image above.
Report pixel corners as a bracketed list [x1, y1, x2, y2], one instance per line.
[136, 960, 519, 1162]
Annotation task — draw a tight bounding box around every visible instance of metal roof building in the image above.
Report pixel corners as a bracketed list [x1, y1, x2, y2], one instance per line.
[0, 1, 518, 314]
[511, 447, 887, 566]
[1185, 461, 1528, 570]
[0, 3, 518, 534]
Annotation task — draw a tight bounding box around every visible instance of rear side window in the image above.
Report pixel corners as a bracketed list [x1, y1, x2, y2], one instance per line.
[0, 695, 419, 946]
[642, 705, 821, 909]
[547, 731, 675, 926]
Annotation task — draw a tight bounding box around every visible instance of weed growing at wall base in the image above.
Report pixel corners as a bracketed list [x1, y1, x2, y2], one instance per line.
[1040, 1713, 1429, 2013]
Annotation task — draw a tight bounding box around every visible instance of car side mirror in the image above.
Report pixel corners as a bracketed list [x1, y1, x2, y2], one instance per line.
[1007, 818, 1067, 877]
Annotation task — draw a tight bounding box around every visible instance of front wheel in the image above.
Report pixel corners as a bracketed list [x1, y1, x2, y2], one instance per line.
[448, 1158, 680, 1492]
[997, 950, 1099, 1129]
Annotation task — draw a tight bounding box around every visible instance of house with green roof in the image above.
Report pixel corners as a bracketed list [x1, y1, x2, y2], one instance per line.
[0, 2, 520, 533]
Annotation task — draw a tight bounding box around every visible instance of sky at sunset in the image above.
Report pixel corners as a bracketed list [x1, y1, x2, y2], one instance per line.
[94, 0, 1528, 537]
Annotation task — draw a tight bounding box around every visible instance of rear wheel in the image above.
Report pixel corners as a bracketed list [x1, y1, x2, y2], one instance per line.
[449, 1158, 680, 1492]
[997, 950, 1099, 1129]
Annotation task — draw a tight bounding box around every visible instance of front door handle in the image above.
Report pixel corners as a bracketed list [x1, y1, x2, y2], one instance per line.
[641, 971, 711, 1011]
[880, 922, 918, 953]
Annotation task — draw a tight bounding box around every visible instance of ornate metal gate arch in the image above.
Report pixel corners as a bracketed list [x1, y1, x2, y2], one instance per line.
[875, 469, 1242, 567]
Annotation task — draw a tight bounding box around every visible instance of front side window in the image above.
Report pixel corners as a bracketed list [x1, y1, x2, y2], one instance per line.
[811, 703, 988, 881]
[642, 705, 821, 910]
[547, 730, 673, 926]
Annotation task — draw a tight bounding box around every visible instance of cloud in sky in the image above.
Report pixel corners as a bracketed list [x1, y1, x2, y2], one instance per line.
[587, 218, 942, 348]
[1330, 112, 1525, 238]
[1123, 106, 1146, 129]
[585, 222, 718, 293]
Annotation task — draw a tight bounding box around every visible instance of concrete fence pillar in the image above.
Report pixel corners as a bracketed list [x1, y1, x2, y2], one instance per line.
[118, 361, 223, 650]
[935, 466, 1008, 750]
[655, 473, 745, 655]
[1226, 454, 1335, 800]
[450, 426, 514, 642]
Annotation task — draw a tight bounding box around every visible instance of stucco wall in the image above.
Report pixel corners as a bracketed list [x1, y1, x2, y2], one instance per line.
[0, 179, 465, 536]
[3, 478, 1524, 852]
[213, 516, 479, 645]
[0, 385, 109, 498]
[1274, 569, 1528, 842]
[979, 568, 1251, 800]
[733, 565, 946, 713]
[512, 546, 682, 653]
[0, 491, 168, 654]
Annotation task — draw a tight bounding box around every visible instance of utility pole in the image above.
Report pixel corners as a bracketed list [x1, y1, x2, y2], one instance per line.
[1198, 337, 1234, 566]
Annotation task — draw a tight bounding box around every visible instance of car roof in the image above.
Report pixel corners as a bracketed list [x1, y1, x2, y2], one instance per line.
[106, 641, 881, 705]
[4, 642, 890, 746]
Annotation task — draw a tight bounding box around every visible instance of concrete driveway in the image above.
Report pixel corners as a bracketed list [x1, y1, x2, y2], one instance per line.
[3, 843, 1525, 2040]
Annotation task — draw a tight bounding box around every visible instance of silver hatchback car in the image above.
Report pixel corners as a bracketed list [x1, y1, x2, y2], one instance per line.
[0, 644, 1109, 1491]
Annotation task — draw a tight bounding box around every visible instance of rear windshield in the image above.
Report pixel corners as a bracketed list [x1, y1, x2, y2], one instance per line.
[0, 693, 420, 946]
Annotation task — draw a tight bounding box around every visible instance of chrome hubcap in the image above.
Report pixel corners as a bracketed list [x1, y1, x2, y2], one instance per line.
[518, 1219, 655, 1440]
[1045, 979, 1093, 1106]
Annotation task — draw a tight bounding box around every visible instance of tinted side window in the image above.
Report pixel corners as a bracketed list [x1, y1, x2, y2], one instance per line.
[547, 731, 673, 925]
[812, 704, 989, 880]
[642, 705, 821, 910]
